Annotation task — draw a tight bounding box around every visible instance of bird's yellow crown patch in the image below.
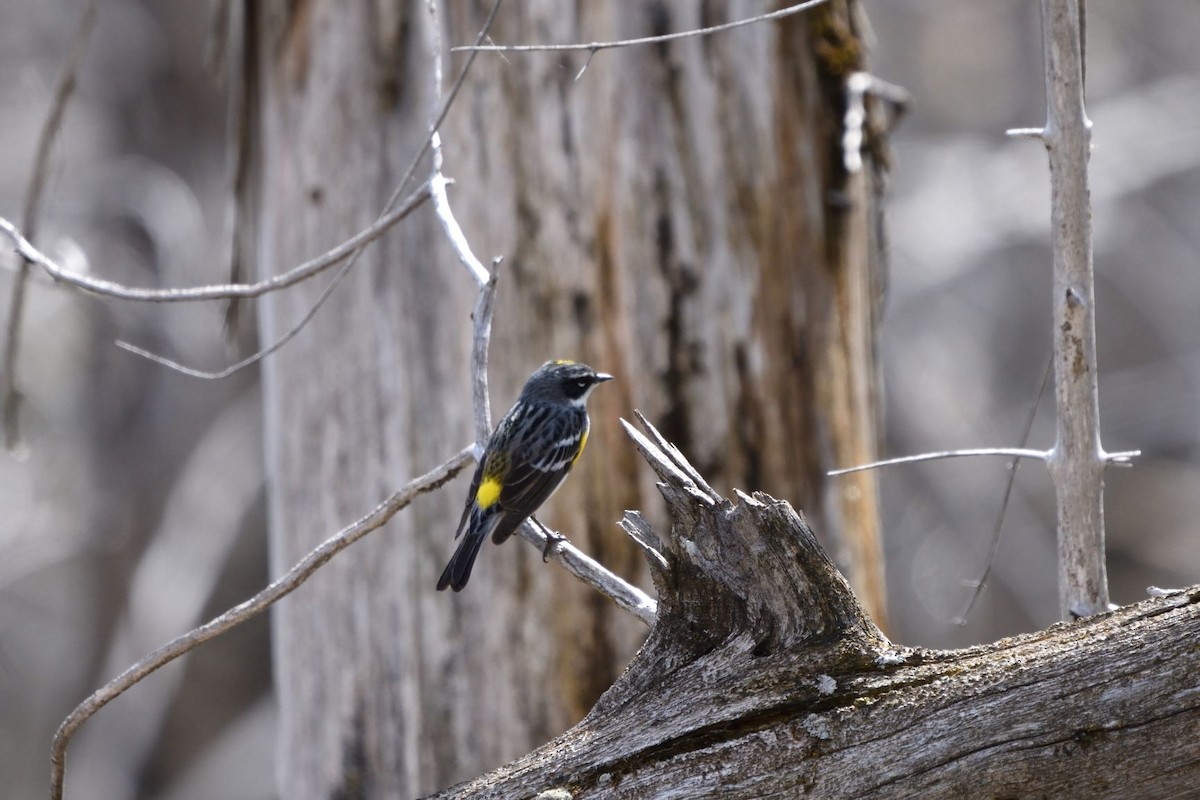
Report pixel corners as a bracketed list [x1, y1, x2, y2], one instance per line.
[553, 359, 577, 365]
[476, 477, 502, 509]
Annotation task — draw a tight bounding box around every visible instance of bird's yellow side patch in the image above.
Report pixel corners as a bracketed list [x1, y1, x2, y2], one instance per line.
[476, 477, 502, 509]
[572, 429, 589, 465]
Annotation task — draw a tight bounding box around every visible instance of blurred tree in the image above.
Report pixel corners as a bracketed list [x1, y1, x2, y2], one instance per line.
[251, 0, 885, 795]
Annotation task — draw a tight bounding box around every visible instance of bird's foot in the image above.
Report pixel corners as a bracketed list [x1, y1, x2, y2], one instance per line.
[538, 523, 567, 562]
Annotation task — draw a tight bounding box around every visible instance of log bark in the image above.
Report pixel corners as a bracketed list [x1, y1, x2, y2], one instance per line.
[434, 416, 1200, 799]
[253, 1, 887, 795]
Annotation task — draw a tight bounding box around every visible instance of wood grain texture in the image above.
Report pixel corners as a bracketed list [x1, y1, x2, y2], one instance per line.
[434, 418, 1200, 799]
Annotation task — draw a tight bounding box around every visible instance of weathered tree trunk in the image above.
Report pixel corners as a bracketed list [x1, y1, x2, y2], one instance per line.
[436, 417, 1200, 799]
[253, 1, 884, 794]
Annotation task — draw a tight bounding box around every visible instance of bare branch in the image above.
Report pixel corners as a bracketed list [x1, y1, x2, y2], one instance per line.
[112, 0, 507, 378]
[452, 0, 830, 54]
[1006, 126, 1047, 141]
[114, 255, 357, 380]
[0, 184, 431, 304]
[49, 447, 475, 800]
[827, 447, 1051, 477]
[468, 261, 499, 450]
[956, 356, 1053, 624]
[2, 0, 96, 454]
[218, 0, 257, 334]
[1038, 0, 1110, 619]
[426, 0, 504, 446]
[522, 518, 657, 626]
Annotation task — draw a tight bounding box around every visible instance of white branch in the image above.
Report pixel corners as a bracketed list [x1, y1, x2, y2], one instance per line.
[0, 185, 430, 303]
[828, 448, 1051, 477]
[431, 151, 491, 287]
[522, 518, 657, 626]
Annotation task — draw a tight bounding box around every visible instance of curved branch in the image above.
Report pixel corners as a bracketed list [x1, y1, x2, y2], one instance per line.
[49, 447, 475, 800]
[0, 184, 430, 304]
[109, 0, 508, 379]
[114, 255, 357, 380]
[451, 0, 830, 54]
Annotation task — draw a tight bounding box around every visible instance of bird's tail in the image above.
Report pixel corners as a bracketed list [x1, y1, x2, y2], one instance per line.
[437, 507, 499, 592]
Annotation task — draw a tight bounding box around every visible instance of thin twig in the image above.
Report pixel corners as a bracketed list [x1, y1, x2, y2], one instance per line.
[451, 0, 830, 53]
[524, 517, 657, 626]
[427, 0, 503, 448]
[0, 184, 431, 304]
[2, 0, 96, 454]
[429, 127, 498, 445]
[220, 0, 257, 335]
[113, 255, 357, 380]
[114, 0, 507, 379]
[956, 355, 1053, 624]
[827, 448, 1051, 477]
[49, 447, 475, 800]
[1006, 126, 1046, 141]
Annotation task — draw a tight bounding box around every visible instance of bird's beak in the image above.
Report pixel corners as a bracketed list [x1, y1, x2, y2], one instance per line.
[596, 372, 614, 383]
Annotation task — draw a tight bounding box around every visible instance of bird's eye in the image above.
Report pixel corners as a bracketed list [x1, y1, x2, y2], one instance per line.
[574, 379, 589, 389]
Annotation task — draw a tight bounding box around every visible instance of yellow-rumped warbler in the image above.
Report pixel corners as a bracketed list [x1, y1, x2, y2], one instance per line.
[437, 360, 613, 592]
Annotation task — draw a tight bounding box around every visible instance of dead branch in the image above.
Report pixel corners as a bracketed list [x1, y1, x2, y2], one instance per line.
[451, 0, 830, 54]
[430, 416, 1200, 799]
[0, 184, 430, 305]
[50, 447, 475, 800]
[2, 0, 96, 453]
[113, 256, 358, 380]
[1012, 0, 1112, 619]
[109, 0, 508, 380]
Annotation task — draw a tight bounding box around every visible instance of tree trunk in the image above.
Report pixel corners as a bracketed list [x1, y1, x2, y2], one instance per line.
[253, 1, 884, 794]
[436, 417, 1200, 799]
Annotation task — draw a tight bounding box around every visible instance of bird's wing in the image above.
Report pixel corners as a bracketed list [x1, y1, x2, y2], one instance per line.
[492, 427, 584, 542]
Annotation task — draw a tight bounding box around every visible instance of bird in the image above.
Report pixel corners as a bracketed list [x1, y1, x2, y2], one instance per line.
[437, 360, 613, 592]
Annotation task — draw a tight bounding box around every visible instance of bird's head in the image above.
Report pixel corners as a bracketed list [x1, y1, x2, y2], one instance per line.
[523, 360, 613, 406]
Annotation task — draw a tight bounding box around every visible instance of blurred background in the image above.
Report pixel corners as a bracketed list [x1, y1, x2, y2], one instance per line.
[1, 1, 1197, 797]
